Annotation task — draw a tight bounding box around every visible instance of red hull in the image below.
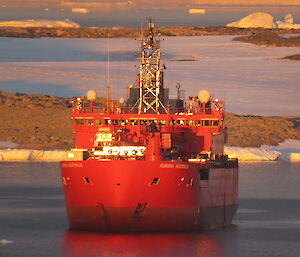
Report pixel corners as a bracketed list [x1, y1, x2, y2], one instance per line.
[60, 159, 238, 232]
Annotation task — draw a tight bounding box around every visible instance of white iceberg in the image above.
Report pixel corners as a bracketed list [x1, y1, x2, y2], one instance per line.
[227, 12, 275, 29]
[276, 14, 300, 29]
[0, 19, 80, 28]
[227, 12, 300, 29]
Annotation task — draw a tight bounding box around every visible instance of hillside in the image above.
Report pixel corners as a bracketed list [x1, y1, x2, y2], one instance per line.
[0, 91, 299, 150]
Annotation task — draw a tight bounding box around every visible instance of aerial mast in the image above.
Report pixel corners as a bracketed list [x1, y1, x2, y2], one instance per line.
[137, 19, 167, 114]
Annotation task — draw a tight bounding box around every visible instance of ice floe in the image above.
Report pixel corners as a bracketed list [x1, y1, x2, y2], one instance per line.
[0, 149, 66, 161]
[0, 142, 300, 161]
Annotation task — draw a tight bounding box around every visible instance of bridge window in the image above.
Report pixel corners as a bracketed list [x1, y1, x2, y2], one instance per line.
[169, 120, 175, 126]
[212, 120, 219, 126]
[177, 120, 185, 126]
[140, 119, 147, 125]
[120, 119, 128, 126]
[186, 120, 193, 126]
[86, 119, 94, 125]
[194, 120, 201, 126]
[130, 119, 138, 126]
[112, 119, 118, 125]
[158, 120, 166, 126]
[104, 119, 111, 125]
[75, 119, 84, 125]
[95, 119, 102, 126]
[202, 120, 210, 126]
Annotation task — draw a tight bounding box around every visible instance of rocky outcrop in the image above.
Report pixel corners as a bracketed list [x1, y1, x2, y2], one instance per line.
[227, 12, 275, 29]
[233, 31, 300, 47]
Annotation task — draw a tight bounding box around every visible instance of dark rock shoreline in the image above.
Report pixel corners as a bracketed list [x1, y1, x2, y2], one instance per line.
[0, 91, 299, 150]
[1, 26, 300, 38]
[233, 31, 300, 47]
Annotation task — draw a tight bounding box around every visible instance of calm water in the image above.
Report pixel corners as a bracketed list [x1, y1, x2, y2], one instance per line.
[0, 162, 300, 257]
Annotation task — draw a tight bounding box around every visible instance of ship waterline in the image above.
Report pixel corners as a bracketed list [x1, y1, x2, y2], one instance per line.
[61, 160, 238, 232]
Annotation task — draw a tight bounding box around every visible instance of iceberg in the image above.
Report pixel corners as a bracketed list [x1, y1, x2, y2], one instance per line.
[227, 12, 300, 29]
[227, 12, 275, 29]
[276, 14, 300, 29]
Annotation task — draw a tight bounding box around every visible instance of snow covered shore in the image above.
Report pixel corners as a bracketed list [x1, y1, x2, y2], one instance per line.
[0, 147, 299, 162]
[0, 149, 67, 162]
[0, 19, 80, 28]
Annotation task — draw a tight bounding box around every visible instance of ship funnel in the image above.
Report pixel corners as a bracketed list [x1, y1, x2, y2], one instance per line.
[86, 90, 97, 101]
[198, 89, 210, 104]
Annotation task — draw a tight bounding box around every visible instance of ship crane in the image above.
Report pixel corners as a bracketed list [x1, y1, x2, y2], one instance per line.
[136, 21, 167, 114]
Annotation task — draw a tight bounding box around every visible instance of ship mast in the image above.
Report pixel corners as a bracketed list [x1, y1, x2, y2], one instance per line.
[137, 20, 167, 114]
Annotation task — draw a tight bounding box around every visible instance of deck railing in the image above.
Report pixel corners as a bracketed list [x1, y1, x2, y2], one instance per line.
[72, 105, 224, 115]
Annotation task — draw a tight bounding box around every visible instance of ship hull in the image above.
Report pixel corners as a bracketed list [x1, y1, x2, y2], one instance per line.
[60, 159, 238, 232]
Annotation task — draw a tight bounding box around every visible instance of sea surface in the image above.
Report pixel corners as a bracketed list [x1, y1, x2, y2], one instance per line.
[1, 36, 300, 116]
[0, 162, 300, 257]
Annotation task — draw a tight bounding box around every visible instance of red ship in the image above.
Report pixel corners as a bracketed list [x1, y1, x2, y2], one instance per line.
[60, 22, 238, 232]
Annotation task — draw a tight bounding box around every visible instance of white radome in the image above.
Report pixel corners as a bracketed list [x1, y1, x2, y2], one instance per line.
[86, 90, 97, 101]
[198, 89, 210, 103]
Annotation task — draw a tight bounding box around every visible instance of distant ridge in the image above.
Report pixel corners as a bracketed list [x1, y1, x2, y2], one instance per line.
[2, 0, 300, 9]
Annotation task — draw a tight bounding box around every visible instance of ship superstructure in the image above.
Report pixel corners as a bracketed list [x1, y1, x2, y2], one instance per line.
[60, 22, 238, 232]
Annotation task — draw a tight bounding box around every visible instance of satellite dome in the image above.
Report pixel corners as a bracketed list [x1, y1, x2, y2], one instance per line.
[198, 89, 210, 103]
[86, 90, 97, 101]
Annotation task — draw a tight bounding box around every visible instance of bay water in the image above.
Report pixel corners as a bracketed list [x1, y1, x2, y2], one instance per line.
[0, 162, 300, 257]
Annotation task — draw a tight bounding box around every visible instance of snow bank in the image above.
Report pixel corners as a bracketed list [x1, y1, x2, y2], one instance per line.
[225, 147, 280, 161]
[262, 140, 300, 162]
[0, 149, 67, 161]
[0, 19, 80, 28]
[227, 12, 275, 29]
[0, 148, 298, 162]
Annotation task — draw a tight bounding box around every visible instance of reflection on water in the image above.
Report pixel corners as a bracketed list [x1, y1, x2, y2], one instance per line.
[62, 230, 231, 257]
[1, 162, 300, 257]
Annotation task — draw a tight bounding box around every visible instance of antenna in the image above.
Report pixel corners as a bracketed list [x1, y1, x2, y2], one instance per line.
[107, 32, 110, 86]
[133, 20, 167, 114]
[106, 32, 111, 112]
